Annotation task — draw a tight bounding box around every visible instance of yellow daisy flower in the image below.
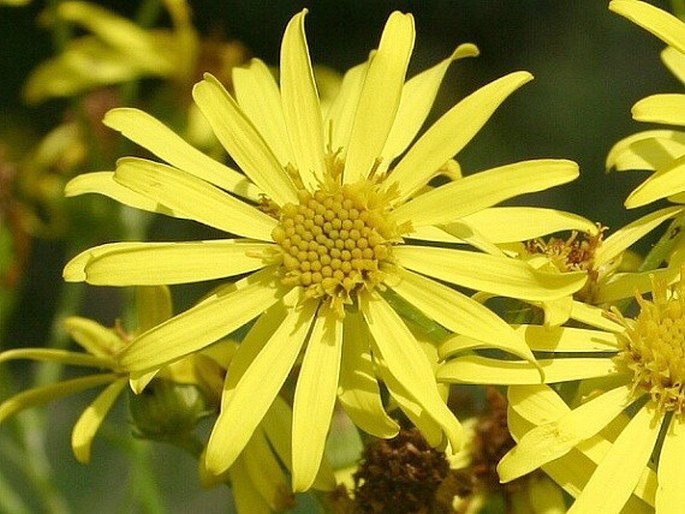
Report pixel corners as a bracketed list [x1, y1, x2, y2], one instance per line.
[608, 0, 685, 209]
[63, 9, 586, 490]
[441, 275, 685, 513]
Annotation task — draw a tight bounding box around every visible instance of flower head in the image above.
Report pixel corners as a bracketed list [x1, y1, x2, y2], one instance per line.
[444, 273, 685, 513]
[64, 9, 586, 490]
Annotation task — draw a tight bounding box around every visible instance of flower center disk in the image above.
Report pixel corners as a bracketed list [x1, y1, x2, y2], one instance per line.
[614, 282, 685, 414]
[271, 182, 398, 313]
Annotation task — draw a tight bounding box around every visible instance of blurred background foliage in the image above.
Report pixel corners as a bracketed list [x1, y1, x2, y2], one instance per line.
[0, 1, 677, 513]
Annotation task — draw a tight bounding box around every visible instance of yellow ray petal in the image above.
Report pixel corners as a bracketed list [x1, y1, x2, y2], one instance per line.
[103, 108, 261, 201]
[380, 43, 479, 165]
[233, 59, 293, 166]
[662, 46, 685, 84]
[610, 0, 685, 55]
[388, 266, 534, 362]
[567, 405, 661, 514]
[497, 385, 634, 482]
[280, 10, 326, 190]
[191, 74, 298, 206]
[118, 268, 281, 372]
[65, 240, 271, 286]
[461, 207, 597, 244]
[393, 159, 578, 228]
[437, 355, 617, 385]
[324, 61, 368, 153]
[594, 205, 682, 266]
[205, 298, 317, 476]
[344, 11, 415, 183]
[65, 172, 185, 218]
[71, 378, 127, 463]
[606, 129, 685, 171]
[656, 415, 685, 514]
[243, 430, 292, 511]
[136, 286, 172, 333]
[0, 374, 119, 424]
[360, 291, 462, 451]
[292, 306, 343, 491]
[632, 93, 685, 126]
[114, 157, 277, 240]
[507, 384, 570, 428]
[625, 153, 685, 208]
[394, 245, 586, 302]
[63, 316, 123, 358]
[569, 301, 625, 332]
[338, 311, 399, 439]
[229, 456, 273, 514]
[389, 71, 533, 202]
[0, 348, 114, 369]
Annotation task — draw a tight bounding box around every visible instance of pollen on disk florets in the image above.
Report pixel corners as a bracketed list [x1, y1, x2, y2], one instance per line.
[612, 276, 685, 415]
[271, 173, 404, 316]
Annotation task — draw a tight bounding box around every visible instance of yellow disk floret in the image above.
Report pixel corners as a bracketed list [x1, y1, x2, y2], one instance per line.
[613, 276, 685, 414]
[272, 179, 403, 315]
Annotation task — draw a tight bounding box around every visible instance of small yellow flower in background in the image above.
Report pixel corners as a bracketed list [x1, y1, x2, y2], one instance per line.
[608, 0, 685, 209]
[442, 274, 685, 513]
[63, 9, 587, 491]
[24, 0, 201, 104]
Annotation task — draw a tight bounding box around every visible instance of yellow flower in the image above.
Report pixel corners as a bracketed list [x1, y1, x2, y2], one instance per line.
[608, 0, 685, 209]
[63, 10, 585, 490]
[442, 275, 685, 513]
[24, 0, 201, 104]
[0, 286, 177, 464]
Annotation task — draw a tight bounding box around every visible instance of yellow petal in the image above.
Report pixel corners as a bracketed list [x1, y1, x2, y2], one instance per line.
[606, 129, 685, 171]
[103, 108, 261, 202]
[243, 429, 292, 511]
[625, 154, 685, 208]
[595, 205, 682, 266]
[568, 405, 661, 514]
[71, 378, 127, 463]
[114, 157, 277, 240]
[64, 240, 271, 286]
[656, 415, 685, 514]
[360, 291, 462, 451]
[233, 59, 293, 166]
[632, 93, 685, 126]
[507, 384, 569, 429]
[324, 61, 368, 153]
[65, 172, 184, 217]
[136, 286, 172, 332]
[338, 311, 400, 439]
[610, 0, 685, 55]
[569, 301, 625, 332]
[0, 374, 119, 424]
[205, 298, 317, 475]
[280, 10, 327, 190]
[229, 456, 273, 514]
[191, 74, 298, 206]
[292, 306, 343, 491]
[393, 159, 578, 228]
[63, 316, 124, 358]
[394, 245, 586, 302]
[0, 348, 113, 369]
[662, 46, 685, 84]
[497, 385, 634, 482]
[118, 268, 281, 372]
[461, 207, 598, 244]
[380, 43, 479, 164]
[388, 266, 534, 363]
[389, 71, 533, 202]
[344, 12, 415, 183]
[437, 355, 617, 385]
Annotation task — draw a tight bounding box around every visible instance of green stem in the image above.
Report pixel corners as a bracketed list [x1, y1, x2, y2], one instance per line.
[127, 442, 166, 514]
